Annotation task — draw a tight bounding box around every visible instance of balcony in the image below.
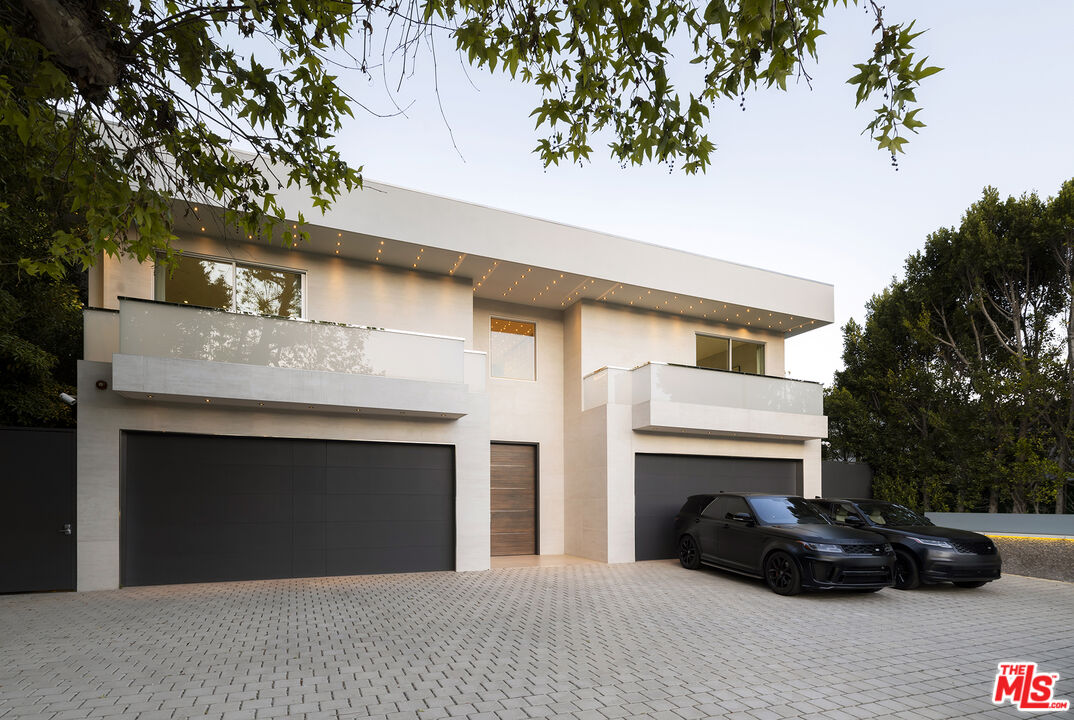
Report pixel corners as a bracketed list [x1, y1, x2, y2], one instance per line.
[88, 298, 478, 417]
[584, 362, 826, 441]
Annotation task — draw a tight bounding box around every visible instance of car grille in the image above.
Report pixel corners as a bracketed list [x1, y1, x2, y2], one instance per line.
[840, 544, 887, 555]
[951, 540, 996, 554]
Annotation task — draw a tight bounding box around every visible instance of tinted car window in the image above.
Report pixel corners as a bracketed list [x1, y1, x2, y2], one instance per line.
[856, 501, 931, 526]
[749, 497, 829, 525]
[678, 495, 714, 517]
[702, 495, 751, 520]
[828, 502, 859, 523]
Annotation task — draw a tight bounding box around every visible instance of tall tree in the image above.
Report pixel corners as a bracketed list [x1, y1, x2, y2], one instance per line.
[1, 0, 940, 278]
[826, 284, 985, 512]
[828, 182, 1072, 513]
[1044, 180, 1074, 513]
[0, 128, 83, 427]
[908, 188, 1064, 513]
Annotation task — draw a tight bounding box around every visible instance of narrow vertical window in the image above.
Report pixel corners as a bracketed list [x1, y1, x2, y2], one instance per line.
[490, 318, 536, 380]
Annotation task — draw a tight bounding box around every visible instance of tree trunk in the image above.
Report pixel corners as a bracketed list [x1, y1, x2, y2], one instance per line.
[18, 0, 118, 103]
[1011, 487, 1027, 514]
[989, 486, 998, 513]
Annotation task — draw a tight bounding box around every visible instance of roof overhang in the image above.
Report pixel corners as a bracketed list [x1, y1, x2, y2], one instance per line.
[172, 179, 834, 337]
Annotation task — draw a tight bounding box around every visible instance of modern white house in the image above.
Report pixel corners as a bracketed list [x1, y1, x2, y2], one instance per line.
[77, 180, 832, 591]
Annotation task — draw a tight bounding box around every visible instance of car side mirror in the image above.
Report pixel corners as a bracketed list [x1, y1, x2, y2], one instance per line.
[730, 512, 755, 525]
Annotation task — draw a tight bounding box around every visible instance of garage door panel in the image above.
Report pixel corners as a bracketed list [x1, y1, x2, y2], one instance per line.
[290, 439, 327, 466]
[187, 436, 291, 466]
[293, 467, 326, 493]
[293, 522, 326, 549]
[292, 549, 326, 577]
[146, 552, 292, 585]
[325, 493, 444, 522]
[210, 465, 293, 494]
[327, 520, 454, 548]
[293, 493, 326, 521]
[200, 494, 293, 524]
[634, 453, 799, 561]
[326, 469, 451, 496]
[326, 443, 451, 469]
[327, 545, 453, 575]
[131, 522, 294, 559]
[123, 433, 454, 586]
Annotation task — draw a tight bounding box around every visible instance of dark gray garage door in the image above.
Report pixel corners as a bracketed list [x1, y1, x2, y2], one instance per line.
[123, 432, 454, 586]
[635, 453, 800, 561]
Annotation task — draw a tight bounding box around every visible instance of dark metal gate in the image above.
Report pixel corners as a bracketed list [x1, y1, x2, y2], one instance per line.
[0, 427, 76, 593]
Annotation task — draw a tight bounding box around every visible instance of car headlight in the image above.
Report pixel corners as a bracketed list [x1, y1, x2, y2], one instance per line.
[907, 537, 953, 549]
[799, 541, 844, 553]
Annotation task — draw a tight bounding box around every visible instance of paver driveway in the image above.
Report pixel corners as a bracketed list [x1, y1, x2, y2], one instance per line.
[1, 561, 1071, 720]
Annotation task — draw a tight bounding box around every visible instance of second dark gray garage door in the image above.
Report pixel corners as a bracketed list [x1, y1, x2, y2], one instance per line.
[123, 432, 454, 586]
[635, 453, 800, 561]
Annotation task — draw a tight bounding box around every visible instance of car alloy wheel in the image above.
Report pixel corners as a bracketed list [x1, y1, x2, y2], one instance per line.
[764, 551, 802, 596]
[893, 551, 921, 590]
[678, 535, 701, 570]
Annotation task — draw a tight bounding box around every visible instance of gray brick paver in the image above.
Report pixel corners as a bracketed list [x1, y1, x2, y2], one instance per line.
[0, 566, 1069, 720]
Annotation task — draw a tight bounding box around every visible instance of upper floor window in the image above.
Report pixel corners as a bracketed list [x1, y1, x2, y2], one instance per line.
[490, 317, 536, 380]
[696, 333, 765, 375]
[155, 253, 304, 319]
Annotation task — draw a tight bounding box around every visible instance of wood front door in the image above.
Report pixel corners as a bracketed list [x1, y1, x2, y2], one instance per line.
[490, 443, 537, 556]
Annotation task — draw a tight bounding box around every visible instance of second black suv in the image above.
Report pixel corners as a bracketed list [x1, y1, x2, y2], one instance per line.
[810, 498, 1002, 590]
[674, 493, 895, 595]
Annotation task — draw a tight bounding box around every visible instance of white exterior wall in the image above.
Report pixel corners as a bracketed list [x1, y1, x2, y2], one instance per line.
[471, 300, 565, 555]
[562, 302, 822, 564]
[577, 301, 785, 378]
[76, 360, 490, 591]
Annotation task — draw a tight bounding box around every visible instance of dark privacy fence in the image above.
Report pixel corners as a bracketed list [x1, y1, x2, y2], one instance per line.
[820, 461, 873, 499]
[924, 513, 1074, 536]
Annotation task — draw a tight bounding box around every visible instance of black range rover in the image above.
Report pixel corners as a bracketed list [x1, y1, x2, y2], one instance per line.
[811, 498, 1002, 589]
[673, 493, 895, 595]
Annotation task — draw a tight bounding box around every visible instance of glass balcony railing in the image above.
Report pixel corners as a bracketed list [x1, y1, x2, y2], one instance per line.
[639, 362, 822, 415]
[583, 362, 825, 439]
[116, 297, 465, 385]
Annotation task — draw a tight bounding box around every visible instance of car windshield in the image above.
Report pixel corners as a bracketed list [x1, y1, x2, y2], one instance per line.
[855, 501, 932, 526]
[749, 497, 830, 525]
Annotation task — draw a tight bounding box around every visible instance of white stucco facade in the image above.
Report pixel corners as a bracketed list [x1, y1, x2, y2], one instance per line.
[76, 181, 832, 590]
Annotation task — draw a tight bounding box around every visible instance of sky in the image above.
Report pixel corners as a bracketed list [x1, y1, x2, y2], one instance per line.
[329, 1, 1074, 385]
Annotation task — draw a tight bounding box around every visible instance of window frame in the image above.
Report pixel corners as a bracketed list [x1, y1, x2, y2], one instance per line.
[695, 331, 766, 375]
[154, 250, 307, 319]
[488, 315, 538, 382]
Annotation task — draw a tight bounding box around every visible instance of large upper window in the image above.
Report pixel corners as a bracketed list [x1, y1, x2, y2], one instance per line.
[490, 318, 536, 380]
[155, 254, 304, 319]
[696, 334, 765, 375]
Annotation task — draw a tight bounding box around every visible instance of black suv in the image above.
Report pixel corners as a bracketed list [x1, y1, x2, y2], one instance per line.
[673, 493, 895, 595]
[810, 498, 1001, 589]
